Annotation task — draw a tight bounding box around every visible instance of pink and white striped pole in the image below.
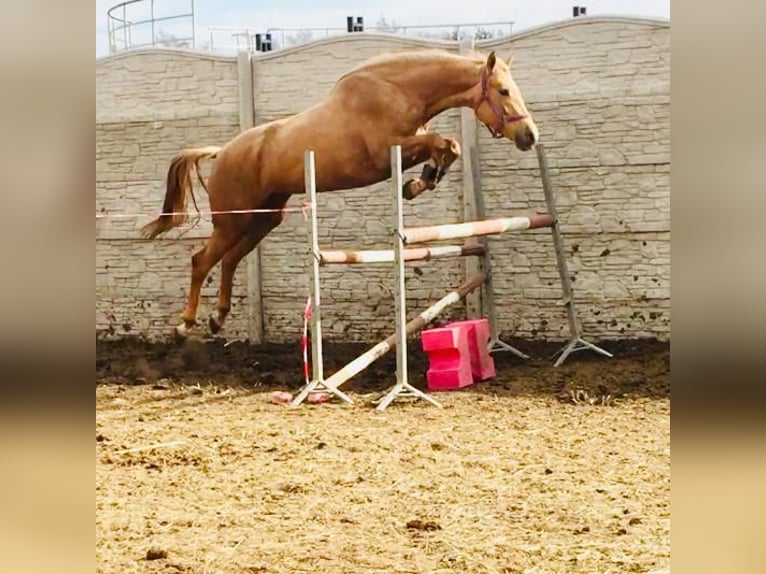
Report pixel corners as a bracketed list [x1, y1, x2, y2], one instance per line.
[403, 212, 554, 245]
[318, 243, 485, 264]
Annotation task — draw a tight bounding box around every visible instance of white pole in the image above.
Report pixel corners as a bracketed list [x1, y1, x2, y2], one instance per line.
[392, 144, 408, 390]
[290, 151, 353, 406]
[305, 150, 324, 383]
[375, 145, 442, 411]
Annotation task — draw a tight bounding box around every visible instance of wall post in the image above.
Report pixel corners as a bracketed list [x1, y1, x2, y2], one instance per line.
[237, 49, 263, 343]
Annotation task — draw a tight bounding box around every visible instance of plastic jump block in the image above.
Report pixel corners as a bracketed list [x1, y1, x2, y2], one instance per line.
[421, 323, 474, 390]
[448, 318, 496, 381]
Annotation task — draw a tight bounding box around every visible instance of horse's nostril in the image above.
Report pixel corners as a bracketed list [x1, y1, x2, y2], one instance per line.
[526, 127, 536, 144]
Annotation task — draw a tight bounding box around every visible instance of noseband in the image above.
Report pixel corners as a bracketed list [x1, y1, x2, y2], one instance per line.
[477, 70, 527, 138]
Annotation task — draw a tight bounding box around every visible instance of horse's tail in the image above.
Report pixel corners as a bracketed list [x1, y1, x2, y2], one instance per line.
[140, 145, 222, 239]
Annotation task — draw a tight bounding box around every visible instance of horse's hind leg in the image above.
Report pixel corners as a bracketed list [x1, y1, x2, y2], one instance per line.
[176, 225, 241, 339]
[209, 196, 289, 336]
[399, 133, 462, 200]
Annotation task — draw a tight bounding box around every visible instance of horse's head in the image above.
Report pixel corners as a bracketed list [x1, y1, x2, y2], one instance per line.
[475, 51, 538, 151]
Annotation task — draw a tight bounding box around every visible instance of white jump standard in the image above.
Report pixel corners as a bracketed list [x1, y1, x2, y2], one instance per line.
[291, 148, 494, 408]
[292, 143, 612, 409]
[374, 146, 557, 410]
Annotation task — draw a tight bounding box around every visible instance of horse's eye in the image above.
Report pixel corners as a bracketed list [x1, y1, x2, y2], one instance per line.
[498, 88, 510, 96]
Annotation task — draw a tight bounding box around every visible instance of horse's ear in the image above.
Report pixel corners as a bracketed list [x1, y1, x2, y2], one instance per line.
[486, 51, 497, 72]
[506, 53, 514, 67]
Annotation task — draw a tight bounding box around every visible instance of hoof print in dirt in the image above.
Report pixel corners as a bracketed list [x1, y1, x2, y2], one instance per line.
[145, 547, 168, 561]
[567, 388, 615, 406]
[406, 519, 442, 532]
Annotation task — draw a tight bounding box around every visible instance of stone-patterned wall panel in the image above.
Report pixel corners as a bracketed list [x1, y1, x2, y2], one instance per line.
[479, 19, 670, 99]
[96, 239, 251, 341]
[96, 117, 240, 183]
[96, 51, 240, 121]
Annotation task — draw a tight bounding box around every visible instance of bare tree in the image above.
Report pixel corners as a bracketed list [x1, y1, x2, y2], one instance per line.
[474, 27, 499, 40]
[442, 26, 503, 41]
[285, 29, 315, 47]
[376, 15, 401, 33]
[154, 29, 191, 48]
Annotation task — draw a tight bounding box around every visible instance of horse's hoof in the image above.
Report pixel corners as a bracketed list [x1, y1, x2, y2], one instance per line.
[174, 323, 189, 341]
[209, 316, 222, 335]
[403, 180, 425, 200]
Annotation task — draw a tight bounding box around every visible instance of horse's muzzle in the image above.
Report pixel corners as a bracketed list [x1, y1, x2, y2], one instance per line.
[514, 125, 537, 151]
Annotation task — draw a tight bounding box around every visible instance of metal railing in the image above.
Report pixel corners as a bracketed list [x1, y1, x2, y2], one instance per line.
[207, 26, 257, 53]
[105, 2, 513, 57]
[207, 21, 514, 55]
[106, 0, 196, 54]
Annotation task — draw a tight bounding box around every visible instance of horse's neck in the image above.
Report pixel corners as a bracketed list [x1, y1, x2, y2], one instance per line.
[406, 57, 483, 121]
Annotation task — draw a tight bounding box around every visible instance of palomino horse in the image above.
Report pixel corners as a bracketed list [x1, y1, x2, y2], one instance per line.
[141, 49, 538, 338]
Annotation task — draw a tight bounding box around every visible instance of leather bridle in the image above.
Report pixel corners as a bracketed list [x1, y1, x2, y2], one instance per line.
[476, 69, 527, 138]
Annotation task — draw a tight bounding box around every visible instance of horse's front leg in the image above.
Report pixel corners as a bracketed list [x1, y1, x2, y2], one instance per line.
[397, 133, 462, 200]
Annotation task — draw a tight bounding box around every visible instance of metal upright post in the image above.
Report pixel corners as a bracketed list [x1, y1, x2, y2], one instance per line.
[291, 151, 353, 406]
[375, 145, 442, 411]
[535, 143, 613, 366]
[122, 4, 128, 50]
[190, 0, 197, 50]
[470, 147, 529, 359]
[150, 0, 156, 47]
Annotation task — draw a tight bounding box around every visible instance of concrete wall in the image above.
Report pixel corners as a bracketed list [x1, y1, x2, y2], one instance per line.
[96, 16, 670, 344]
[476, 17, 670, 340]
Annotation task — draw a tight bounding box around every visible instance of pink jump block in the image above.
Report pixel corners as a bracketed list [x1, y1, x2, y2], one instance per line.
[449, 318, 496, 381]
[421, 323, 474, 390]
[420, 318, 496, 391]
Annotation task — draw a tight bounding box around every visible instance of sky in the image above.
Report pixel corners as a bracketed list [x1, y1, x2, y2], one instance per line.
[96, 0, 669, 58]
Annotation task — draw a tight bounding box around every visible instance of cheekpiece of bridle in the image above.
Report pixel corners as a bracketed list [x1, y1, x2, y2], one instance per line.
[478, 69, 527, 139]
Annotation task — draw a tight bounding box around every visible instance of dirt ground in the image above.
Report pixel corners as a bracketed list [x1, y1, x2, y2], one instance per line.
[96, 337, 670, 573]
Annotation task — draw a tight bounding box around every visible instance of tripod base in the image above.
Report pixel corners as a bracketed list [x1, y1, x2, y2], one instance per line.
[487, 337, 530, 359]
[374, 381, 442, 412]
[551, 337, 613, 367]
[290, 380, 354, 407]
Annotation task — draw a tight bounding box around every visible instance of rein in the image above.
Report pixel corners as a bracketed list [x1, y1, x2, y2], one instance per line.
[477, 70, 526, 138]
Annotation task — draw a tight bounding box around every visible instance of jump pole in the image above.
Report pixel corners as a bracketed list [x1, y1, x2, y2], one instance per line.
[318, 243, 485, 264]
[402, 213, 553, 244]
[535, 143, 613, 366]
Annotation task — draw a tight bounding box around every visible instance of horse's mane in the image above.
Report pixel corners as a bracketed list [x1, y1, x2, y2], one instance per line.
[338, 49, 486, 81]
